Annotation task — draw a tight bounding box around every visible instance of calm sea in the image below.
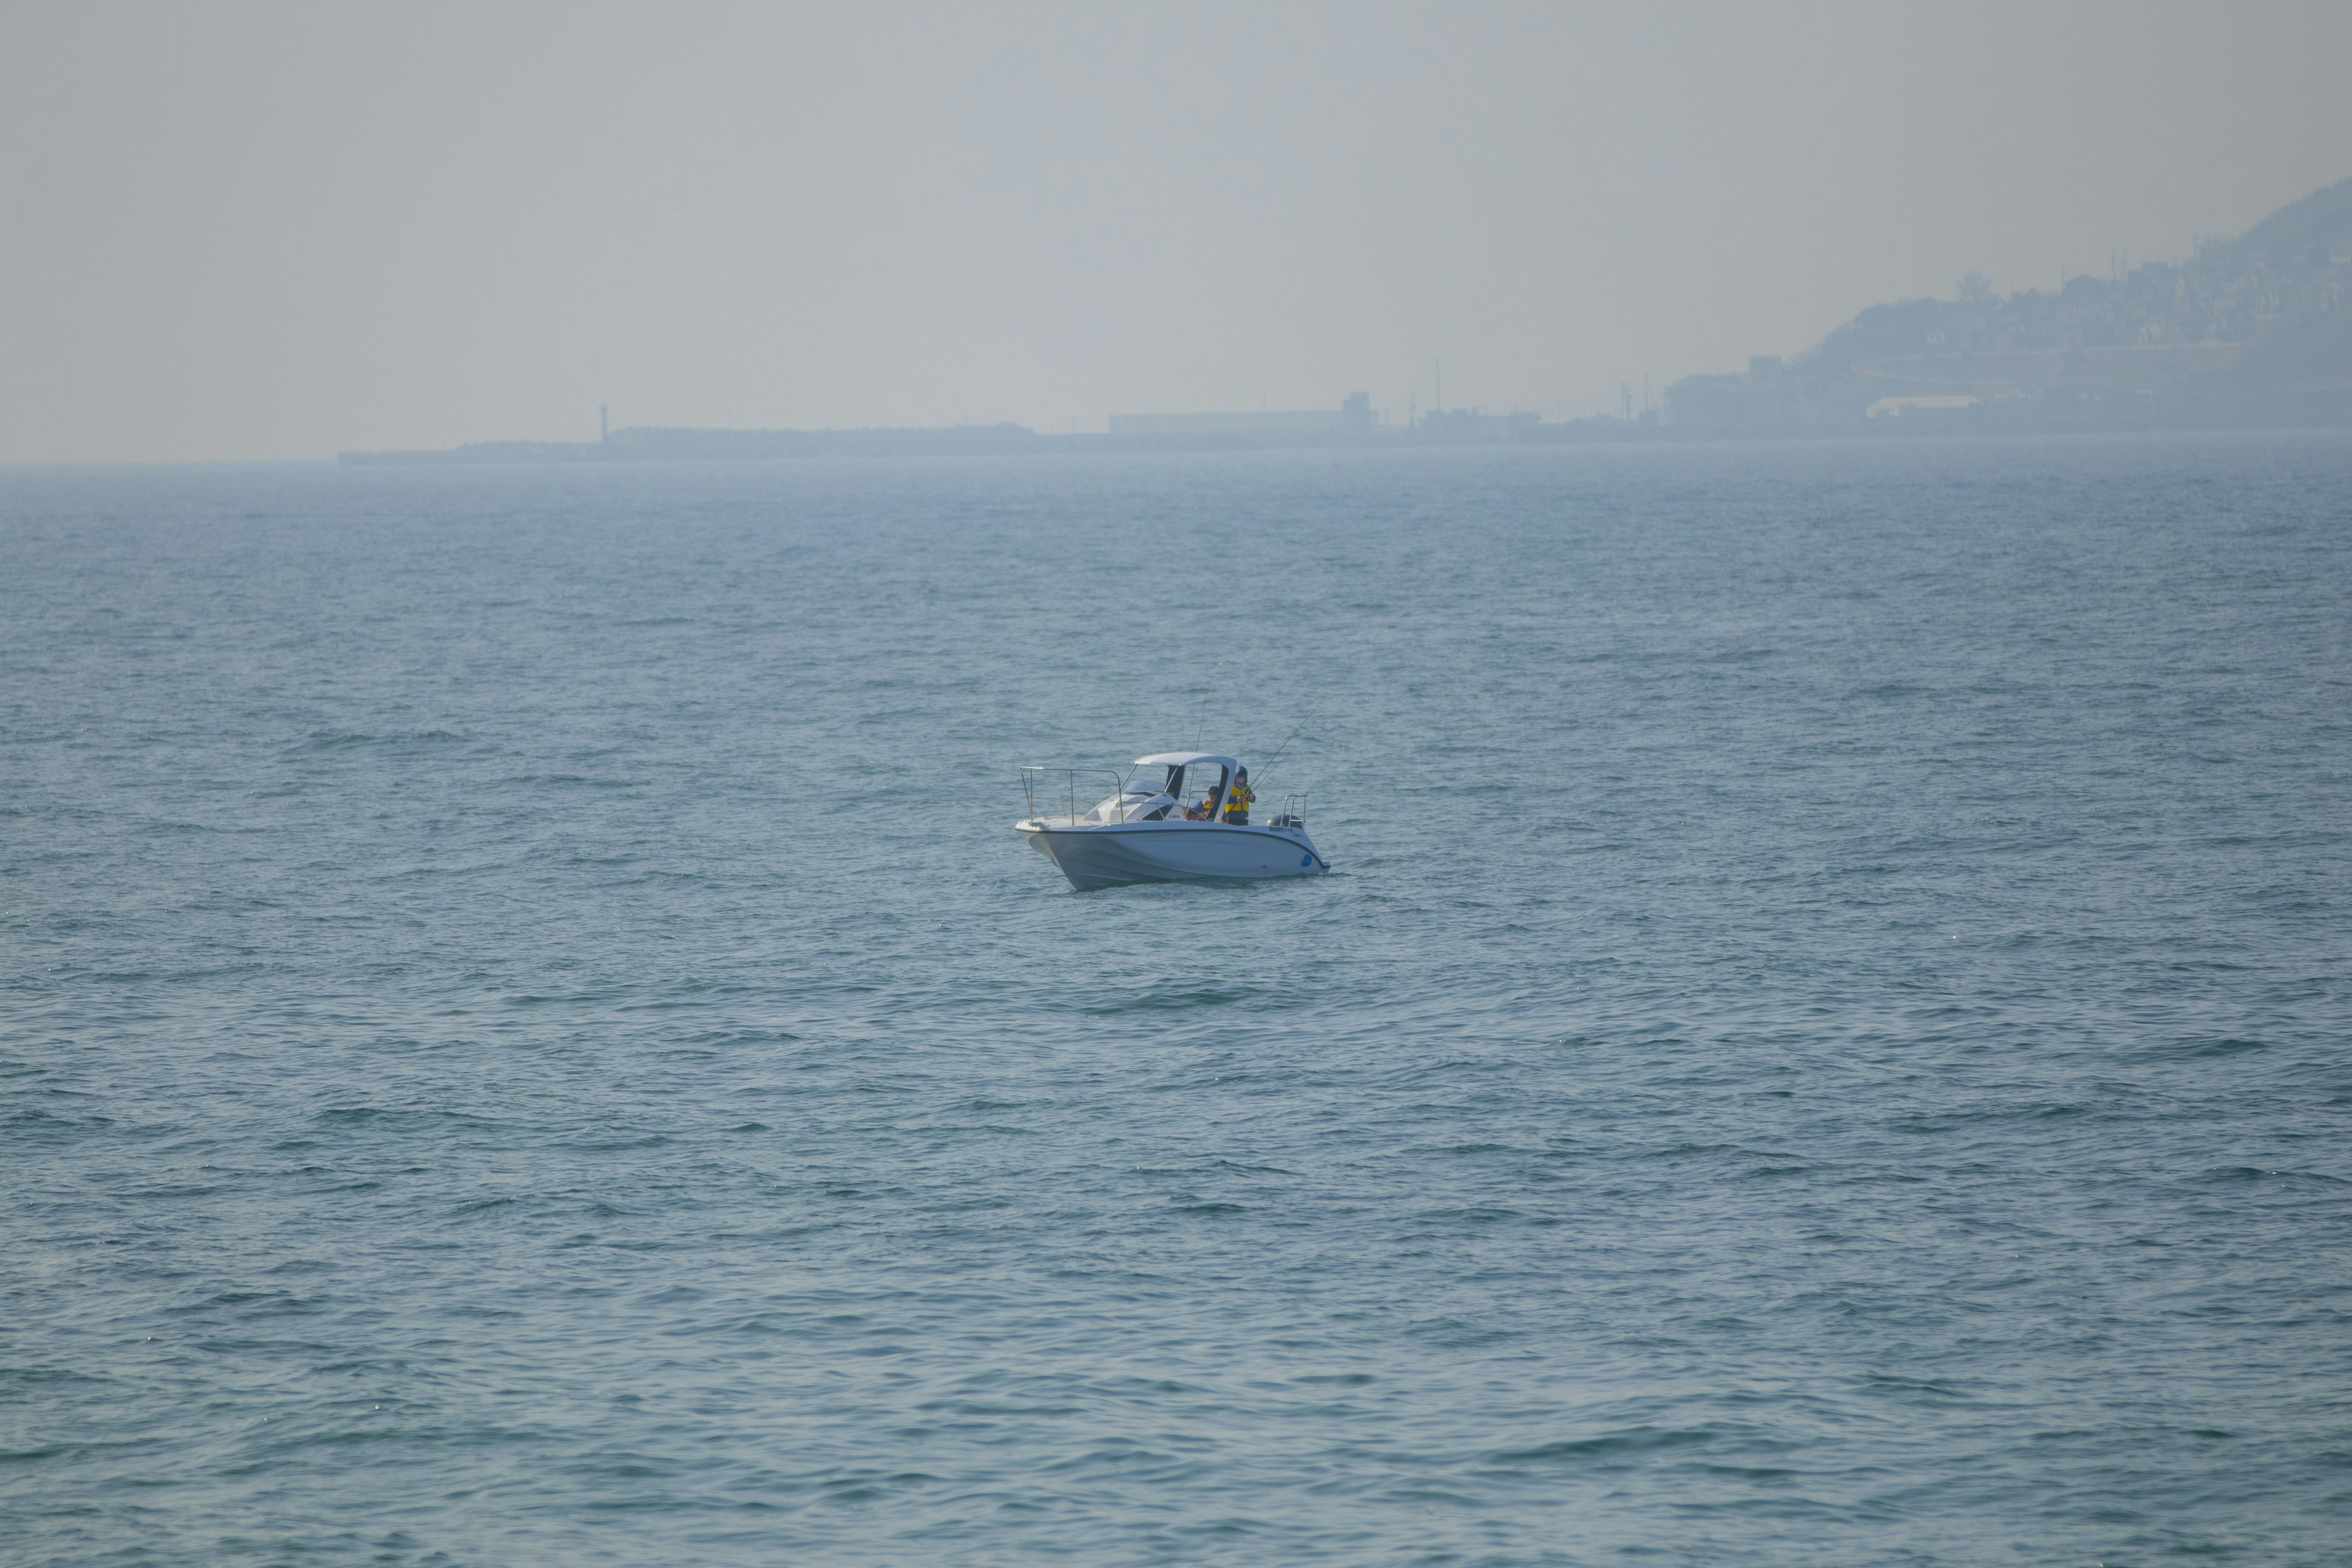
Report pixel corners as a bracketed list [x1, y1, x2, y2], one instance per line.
[4, 435, 2349, 1566]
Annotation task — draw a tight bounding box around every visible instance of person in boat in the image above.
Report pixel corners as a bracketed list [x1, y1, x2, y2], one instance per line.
[1221, 767, 1253, 825]
[1185, 775, 1224, 822]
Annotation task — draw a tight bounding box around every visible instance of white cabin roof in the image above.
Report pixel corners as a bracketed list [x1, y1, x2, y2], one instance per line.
[1133, 752, 1240, 771]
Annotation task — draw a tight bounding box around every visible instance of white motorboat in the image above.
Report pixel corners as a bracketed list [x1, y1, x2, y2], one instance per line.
[1016, 752, 1330, 892]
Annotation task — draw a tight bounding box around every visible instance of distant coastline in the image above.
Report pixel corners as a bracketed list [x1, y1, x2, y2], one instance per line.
[337, 409, 1667, 466]
[342, 177, 2352, 466]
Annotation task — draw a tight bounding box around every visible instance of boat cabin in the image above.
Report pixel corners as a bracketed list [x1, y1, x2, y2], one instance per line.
[1131, 751, 1242, 822]
[1020, 753, 1251, 827]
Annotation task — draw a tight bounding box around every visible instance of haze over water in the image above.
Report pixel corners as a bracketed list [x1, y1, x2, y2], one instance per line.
[4, 434, 2350, 1565]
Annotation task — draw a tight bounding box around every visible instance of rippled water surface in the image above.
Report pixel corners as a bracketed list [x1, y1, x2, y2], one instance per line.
[5, 436, 2350, 1566]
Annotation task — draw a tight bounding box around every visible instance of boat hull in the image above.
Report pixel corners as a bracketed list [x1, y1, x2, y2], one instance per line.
[1017, 820, 1329, 891]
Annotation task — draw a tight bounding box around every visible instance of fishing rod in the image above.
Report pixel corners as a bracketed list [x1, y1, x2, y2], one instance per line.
[1257, 706, 1318, 780]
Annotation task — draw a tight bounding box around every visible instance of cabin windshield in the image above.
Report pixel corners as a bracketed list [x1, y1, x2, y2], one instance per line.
[1079, 774, 1178, 824]
[1177, 763, 1231, 821]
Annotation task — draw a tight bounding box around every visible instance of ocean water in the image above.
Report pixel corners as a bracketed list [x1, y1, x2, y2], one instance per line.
[3, 434, 2349, 1566]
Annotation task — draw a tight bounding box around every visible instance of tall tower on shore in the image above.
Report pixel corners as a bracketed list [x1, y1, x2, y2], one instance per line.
[600, 405, 608, 445]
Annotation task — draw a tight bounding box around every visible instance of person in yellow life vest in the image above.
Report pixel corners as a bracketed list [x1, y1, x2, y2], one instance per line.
[1221, 767, 1254, 824]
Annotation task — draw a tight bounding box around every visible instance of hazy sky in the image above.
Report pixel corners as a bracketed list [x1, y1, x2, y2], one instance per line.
[5, 1, 2350, 461]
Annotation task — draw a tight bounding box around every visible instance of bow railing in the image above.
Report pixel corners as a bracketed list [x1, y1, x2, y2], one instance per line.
[1018, 766, 1134, 826]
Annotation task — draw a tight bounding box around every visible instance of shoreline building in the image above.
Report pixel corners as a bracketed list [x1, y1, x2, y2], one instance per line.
[1109, 393, 1375, 435]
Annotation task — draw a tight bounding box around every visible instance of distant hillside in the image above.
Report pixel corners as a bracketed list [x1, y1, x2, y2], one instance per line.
[1668, 177, 2352, 434]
